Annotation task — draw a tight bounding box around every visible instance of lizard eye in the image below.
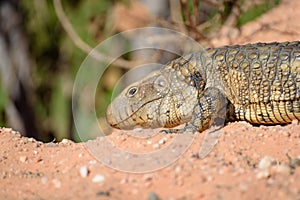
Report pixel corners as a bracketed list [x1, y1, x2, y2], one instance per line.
[127, 87, 138, 97]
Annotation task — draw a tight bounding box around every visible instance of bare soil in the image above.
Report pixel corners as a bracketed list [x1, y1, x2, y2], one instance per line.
[1, 0, 300, 199]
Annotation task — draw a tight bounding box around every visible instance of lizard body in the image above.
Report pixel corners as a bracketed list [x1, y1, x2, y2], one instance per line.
[106, 41, 300, 133]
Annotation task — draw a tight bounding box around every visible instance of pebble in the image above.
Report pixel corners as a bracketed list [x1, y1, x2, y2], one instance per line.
[41, 177, 48, 184]
[89, 160, 97, 165]
[61, 139, 72, 144]
[19, 156, 27, 163]
[258, 133, 264, 137]
[52, 179, 61, 188]
[258, 156, 275, 170]
[133, 127, 143, 132]
[266, 178, 275, 185]
[152, 143, 160, 149]
[92, 174, 105, 183]
[282, 131, 291, 137]
[143, 174, 153, 182]
[148, 191, 160, 200]
[158, 137, 167, 145]
[174, 165, 182, 173]
[120, 178, 128, 184]
[79, 166, 89, 178]
[28, 138, 35, 142]
[256, 170, 270, 179]
[36, 157, 43, 163]
[206, 175, 213, 181]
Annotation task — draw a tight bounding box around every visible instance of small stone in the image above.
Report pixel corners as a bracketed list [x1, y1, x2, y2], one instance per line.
[120, 178, 128, 184]
[52, 179, 61, 188]
[33, 150, 38, 155]
[96, 191, 110, 197]
[256, 170, 270, 179]
[92, 174, 105, 183]
[61, 139, 71, 144]
[143, 174, 153, 182]
[80, 166, 89, 178]
[89, 160, 97, 165]
[267, 178, 275, 185]
[19, 156, 27, 163]
[152, 143, 160, 149]
[147, 140, 152, 145]
[284, 131, 291, 137]
[41, 177, 48, 184]
[78, 153, 83, 158]
[36, 157, 43, 163]
[174, 165, 181, 173]
[258, 156, 275, 170]
[206, 175, 213, 181]
[28, 138, 35, 142]
[158, 137, 167, 145]
[291, 119, 299, 125]
[148, 191, 160, 200]
[133, 127, 143, 132]
[290, 156, 300, 167]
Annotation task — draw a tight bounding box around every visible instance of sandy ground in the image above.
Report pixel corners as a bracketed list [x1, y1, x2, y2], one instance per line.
[1, 0, 300, 199]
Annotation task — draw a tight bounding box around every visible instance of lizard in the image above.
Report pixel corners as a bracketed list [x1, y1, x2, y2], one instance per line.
[106, 41, 300, 134]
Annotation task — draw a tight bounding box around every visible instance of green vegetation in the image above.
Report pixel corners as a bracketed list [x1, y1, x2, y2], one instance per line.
[238, 0, 281, 27]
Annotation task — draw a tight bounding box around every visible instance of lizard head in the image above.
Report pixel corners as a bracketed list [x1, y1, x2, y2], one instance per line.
[106, 57, 203, 130]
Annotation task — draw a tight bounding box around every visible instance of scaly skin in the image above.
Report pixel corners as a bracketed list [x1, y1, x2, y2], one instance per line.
[106, 41, 300, 133]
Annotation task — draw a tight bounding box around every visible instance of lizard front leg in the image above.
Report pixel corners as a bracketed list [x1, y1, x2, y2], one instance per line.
[161, 87, 228, 134]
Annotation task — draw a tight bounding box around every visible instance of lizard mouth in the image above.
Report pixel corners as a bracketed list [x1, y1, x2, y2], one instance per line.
[106, 97, 162, 130]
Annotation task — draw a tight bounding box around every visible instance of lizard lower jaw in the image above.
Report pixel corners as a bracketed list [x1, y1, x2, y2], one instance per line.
[106, 103, 134, 130]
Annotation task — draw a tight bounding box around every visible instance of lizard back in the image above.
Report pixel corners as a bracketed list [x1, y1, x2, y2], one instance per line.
[202, 41, 300, 124]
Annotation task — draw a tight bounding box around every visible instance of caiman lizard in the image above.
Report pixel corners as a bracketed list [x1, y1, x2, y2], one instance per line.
[106, 41, 300, 134]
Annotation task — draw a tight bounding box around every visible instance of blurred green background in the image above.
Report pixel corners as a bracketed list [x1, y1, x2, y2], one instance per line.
[0, 0, 280, 142]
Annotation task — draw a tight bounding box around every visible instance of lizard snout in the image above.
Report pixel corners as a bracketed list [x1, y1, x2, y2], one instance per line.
[105, 103, 120, 129]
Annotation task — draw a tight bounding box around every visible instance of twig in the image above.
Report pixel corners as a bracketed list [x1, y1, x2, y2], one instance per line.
[170, 0, 188, 34]
[201, 0, 222, 8]
[53, 0, 140, 69]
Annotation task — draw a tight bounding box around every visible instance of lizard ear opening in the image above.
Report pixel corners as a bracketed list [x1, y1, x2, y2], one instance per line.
[126, 86, 138, 97]
[154, 76, 168, 91]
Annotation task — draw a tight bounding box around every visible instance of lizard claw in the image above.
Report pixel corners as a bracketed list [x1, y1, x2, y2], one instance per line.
[159, 129, 185, 134]
[159, 129, 181, 134]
